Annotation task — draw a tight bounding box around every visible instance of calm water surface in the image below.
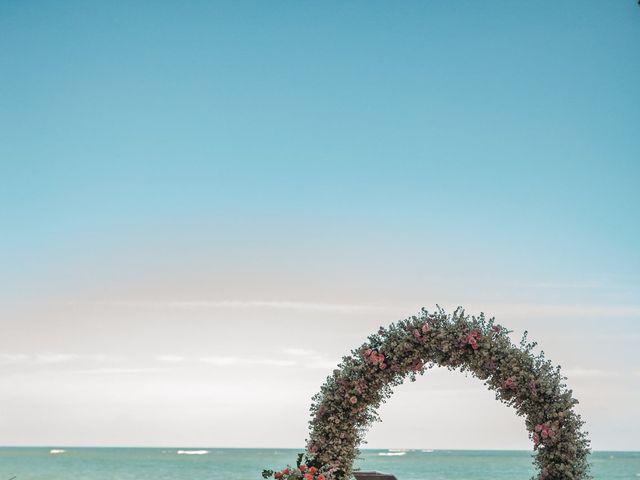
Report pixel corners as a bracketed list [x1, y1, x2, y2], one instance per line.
[0, 448, 638, 480]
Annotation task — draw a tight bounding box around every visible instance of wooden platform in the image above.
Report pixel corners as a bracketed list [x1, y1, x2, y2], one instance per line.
[353, 471, 397, 480]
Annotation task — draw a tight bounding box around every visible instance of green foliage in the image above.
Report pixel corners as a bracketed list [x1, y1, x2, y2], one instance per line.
[266, 307, 591, 480]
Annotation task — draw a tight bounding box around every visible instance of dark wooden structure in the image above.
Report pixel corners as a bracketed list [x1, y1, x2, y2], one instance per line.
[353, 471, 398, 480]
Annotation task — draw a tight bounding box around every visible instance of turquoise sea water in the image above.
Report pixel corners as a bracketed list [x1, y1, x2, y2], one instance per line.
[1, 448, 638, 480]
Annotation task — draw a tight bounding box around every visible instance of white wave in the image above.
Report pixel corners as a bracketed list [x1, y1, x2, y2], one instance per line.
[177, 450, 209, 455]
[388, 448, 409, 452]
[378, 452, 406, 456]
[50, 449, 66, 454]
[422, 449, 434, 453]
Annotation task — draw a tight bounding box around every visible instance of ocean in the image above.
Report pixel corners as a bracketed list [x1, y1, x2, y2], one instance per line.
[1, 448, 638, 480]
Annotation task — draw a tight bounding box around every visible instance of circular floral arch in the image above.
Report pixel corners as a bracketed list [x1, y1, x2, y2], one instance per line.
[264, 308, 591, 480]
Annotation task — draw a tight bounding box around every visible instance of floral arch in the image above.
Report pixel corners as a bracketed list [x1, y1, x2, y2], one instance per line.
[264, 308, 591, 480]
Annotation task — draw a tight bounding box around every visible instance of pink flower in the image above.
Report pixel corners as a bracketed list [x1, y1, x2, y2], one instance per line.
[299, 464, 307, 472]
[275, 473, 283, 479]
[318, 476, 326, 480]
[503, 377, 515, 389]
[364, 349, 387, 369]
[533, 423, 554, 446]
[309, 467, 318, 475]
[464, 330, 481, 350]
[304, 474, 313, 480]
[283, 468, 290, 475]
[350, 396, 358, 404]
[412, 359, 425, 372]
[412, 325, 430, 343]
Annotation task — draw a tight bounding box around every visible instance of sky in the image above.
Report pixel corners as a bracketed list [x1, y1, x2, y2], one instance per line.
[0, 0, 639, 451]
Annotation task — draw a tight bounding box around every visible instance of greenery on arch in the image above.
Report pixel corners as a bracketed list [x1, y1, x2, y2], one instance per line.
[263, 307, 591, 480]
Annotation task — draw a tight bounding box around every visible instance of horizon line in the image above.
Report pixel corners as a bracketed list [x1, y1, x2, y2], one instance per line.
[1, 445, 638, 453]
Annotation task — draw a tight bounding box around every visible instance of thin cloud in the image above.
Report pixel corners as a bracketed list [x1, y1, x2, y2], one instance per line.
[200, 356, 239, 366]
[305, 357, 340, 369]
[257, 359, 297, 367]
[0, 353, 30, 364]
[155, 355, 185, 363]
[201, 350, 338, 369]
[0, 353, 112, 365]
[68, 367, 164, 375]
[200, 356, 296, 367]
[563, 368, 620, 378]
[470, 303, 640, 319]
[283, 348, 316, 356]
[92, 300, 640, 318]
[34, 353, 81, 364]
[95, 300, 383, 313]
[281, 348, 340, 369]
[526, 281, 603, 289]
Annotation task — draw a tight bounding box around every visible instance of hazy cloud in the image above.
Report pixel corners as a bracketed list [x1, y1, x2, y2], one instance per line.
[200, 356, 296, 367]
[34, 353, 81, 364]
[67, 367, 164, 375]
[89, 299, 640, 319]
[526, 281, 603, 289]
[477, 303, 640, 318]
[95, 300, 383, 313]
[563, 368, 620, 378]
[155, 355, 185, 363]
[0, 353, 30, 364]
[283, 348, 316, 356]
[305, 357, 340, 369]
[0, 353, 112, 365]
[200, 356, 239, 366]
[279, 348, 339, 369]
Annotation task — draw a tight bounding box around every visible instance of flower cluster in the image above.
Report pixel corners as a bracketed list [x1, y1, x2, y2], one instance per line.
[263, 307, 591, 480]
[362, 348, 386, 369]
[273, 464, 326, 480]
[534, 423, 556, 447]
[463, 329, 481, 350]
[412, 323, 430, 342]
[263, 454, 328, 480]
[503, 376, 516, 389]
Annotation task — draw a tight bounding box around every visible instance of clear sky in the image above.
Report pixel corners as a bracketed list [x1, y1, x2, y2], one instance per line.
[1, 1, 639, 451]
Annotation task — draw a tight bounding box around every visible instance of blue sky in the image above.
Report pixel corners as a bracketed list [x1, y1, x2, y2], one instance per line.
[1, 1, 639, 449]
